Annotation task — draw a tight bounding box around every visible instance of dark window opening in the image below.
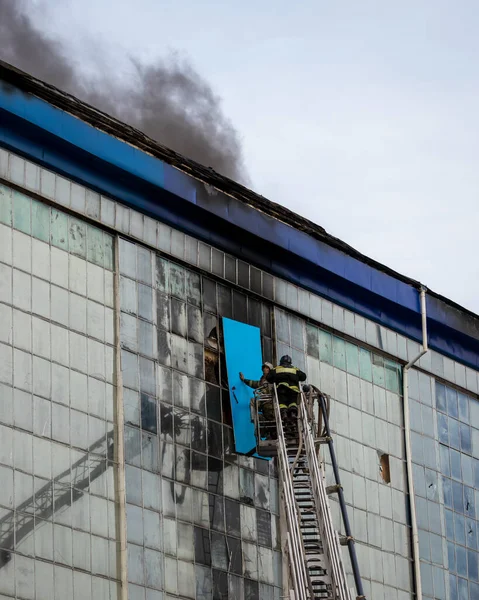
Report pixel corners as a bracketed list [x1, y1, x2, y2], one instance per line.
[380, 453, 391, 484]
[140, 394, 158, 435]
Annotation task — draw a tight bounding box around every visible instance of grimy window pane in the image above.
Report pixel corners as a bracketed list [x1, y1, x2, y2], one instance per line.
[186, 270, 201, 307]
[275, 310, 289, 345]
[69, 217, 87, 258]
[290, 317, 304, 351]
[447, 387, 459, 419]
[436, 383, 447, 412]
[319, 330, 332, 364]
[87, 226, 104, 267]
[13, 191, 31, 234]
[51, 209, 68, 250]
[169, 263, 185, 299]
[345, 342, 359, 377]
[0, 184, 12, 225]
[333, 337, 346, 371]
[359, 348, 372, 382]
[32, 200, 50, 242]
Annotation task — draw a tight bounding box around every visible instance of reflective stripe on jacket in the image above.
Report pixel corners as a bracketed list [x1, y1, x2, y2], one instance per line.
[266, 365, 306, 393]
[244, 375, 269, 390]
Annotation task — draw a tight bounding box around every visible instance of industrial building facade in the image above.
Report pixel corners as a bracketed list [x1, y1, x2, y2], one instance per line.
[1, 62, 479, 600]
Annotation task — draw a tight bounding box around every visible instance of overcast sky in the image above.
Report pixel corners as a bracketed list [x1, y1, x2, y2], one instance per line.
[30, 0, 479, 313]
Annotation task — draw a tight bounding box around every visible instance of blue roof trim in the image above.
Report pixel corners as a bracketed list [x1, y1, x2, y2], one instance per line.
[0, 85, 418, 308]
[1, 84, 479, 371]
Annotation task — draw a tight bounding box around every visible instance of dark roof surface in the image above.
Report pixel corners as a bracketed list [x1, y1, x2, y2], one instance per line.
[0, 59, 476, 323]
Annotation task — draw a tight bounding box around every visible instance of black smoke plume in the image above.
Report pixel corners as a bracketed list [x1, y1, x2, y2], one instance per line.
[0, 0, 247, 182]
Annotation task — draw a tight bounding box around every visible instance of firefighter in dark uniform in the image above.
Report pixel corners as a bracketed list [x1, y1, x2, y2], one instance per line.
[267, 355, 306, 419]
[240, 363, 275, 437]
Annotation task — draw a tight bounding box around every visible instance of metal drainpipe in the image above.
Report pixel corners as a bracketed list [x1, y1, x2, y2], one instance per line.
[113, 236, 128, 600]
[403, 286, 428, 600]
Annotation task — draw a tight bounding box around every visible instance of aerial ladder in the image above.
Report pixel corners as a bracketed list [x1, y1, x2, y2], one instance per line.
[251, 384, 365, 600]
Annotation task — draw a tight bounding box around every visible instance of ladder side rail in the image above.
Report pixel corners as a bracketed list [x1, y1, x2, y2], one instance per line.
[316, 391, 366, 600]
[273, 385, 311, 600]
[277, 439, 308, 600]
[299, 396, 352, 600]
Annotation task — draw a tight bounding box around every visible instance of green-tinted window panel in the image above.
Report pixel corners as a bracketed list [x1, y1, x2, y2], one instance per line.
[359, 348, 372, 382]
[385, 360, 401, 394]
[87, 225, 105, 267]
[0, 184, 12, 225]
[51, 209, 68, 250]
[69, 217, 87, 257]
[319, 330, 332, 364]
[372, 354, 385, 387]
[345, 342, 360, 377]
[31, 200, 50, 242]
[332, 336, 346, 371]
[103, 233, 114, 271]
[12, 191, 31, 234]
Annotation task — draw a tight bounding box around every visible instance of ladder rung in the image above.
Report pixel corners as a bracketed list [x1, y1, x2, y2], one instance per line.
[325, 484, 342, 495]
[315, 436, 332, 444]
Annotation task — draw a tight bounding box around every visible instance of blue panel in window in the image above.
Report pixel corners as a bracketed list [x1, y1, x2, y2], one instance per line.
[429, 502, 442, 535]
[475, 459, 479, 488]
[451, 449, 462, 481]
[455, 513, 466, 546]
[445, 509, 455, 541]
[437, 413, 449, 444]
[448, 543, 456, 574]
[421, 561, 434, 597]
[452, 480, 464, 513]
[462, 455, 474, 487]
[471, 581, 479, 599]
[449, 418, 460, 450]
[467, 520, 478, 551]
[449, 573, 458, 600]
[416, 496, 429, 531]
[456, 545, 468, 578]
[423, 436, 437, 470]
[443, 477, 453, 509]
[460, 424, 472, 455]
[464, 486, 475, 519]
[433, 567, 446, 599]
[458, 393, 470, 424]
[458, 575, 469, 600]
[430, 533, 444, 566]
[222, 317, 268, 459]
[419, 530, 431, 561]
[447, 387, 459, 419]
[440, 445, 450, 477]
[436, 383, 446, 412]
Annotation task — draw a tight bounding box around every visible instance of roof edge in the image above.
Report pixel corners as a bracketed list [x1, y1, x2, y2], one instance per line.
[1, 59, 478, 326]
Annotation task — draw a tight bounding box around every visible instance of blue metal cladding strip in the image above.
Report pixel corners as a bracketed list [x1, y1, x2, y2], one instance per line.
[0, 85, 417, 309]
[1, 87, 479, 369]
[222, 317, 268, 459]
